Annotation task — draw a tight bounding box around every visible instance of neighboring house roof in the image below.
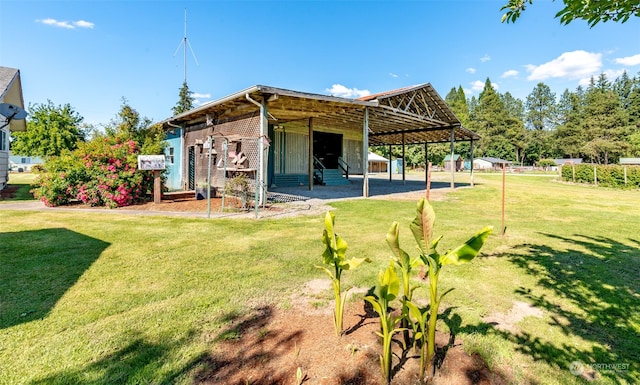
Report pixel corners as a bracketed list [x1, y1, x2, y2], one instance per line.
[443, 154, 462, 161]
[475, 157, 513, 164]
[0, 66, 26, 132]
[161, 84, 480, 146]
[553, 158, 583, 165]
[367, 152, 389, 162]
[620, 158, 640, 165]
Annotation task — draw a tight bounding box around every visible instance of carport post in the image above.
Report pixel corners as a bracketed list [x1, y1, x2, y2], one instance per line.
[450, 128, 455, 190]
[424, 142, 428, 182]
[388, 144, 392, 182]
[363, 107, 369, 198]
[308, 117, 314, 191]
[470, 139, 475, 187]
[402, 132, 406, 185]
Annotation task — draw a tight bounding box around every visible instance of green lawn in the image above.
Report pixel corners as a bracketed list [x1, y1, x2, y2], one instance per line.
[0, 173, 37, 202]
[0, 174, 637, 384]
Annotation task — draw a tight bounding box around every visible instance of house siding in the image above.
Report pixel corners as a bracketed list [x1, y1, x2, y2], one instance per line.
[0, 127, 8, 189]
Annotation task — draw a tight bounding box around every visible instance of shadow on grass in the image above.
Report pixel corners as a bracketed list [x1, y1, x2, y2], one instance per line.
[0, 228, 110, 329]
[462, 233, 639, 384]
[193, 305, 303, 385]
[29, 334, 206, 385]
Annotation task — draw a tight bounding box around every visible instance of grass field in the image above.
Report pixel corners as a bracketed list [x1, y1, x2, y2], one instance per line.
[0, 173, 638, 384]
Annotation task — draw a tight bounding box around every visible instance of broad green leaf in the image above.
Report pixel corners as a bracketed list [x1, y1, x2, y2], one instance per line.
[315, 265, 334, 280]
[440, 226, 493, 266]
[406, 301, 424, 325]
[339, 256, 371, 270]
[364, 296, 383, 316]
[379, 262, 399, 301]
[334, 234, 348, 259]
[410, 198, 435, 255]
[386, 222, 411, 268]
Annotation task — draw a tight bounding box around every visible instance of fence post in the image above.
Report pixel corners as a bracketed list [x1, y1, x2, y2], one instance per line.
[572, 164, 575, 182]
[594, 165, 598, 186]
[624, 166, 628, 185]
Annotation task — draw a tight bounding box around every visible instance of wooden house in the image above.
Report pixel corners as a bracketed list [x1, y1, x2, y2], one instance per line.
[159, 84, 480, 202]
[0, 67, 26, 191]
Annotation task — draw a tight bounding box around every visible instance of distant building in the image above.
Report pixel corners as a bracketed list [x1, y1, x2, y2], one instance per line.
[9, 155, 43, 172]
[368, 152, 389, 173]
[444, 154, 464, 171]
[620, 158, 640, 166]
[553, 158, 583, 166]
[473, 157, 512, 170]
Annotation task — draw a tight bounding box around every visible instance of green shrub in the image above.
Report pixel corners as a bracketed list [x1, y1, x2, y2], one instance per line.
[32, 137, 158, 208]
[561, 164, 640, 189]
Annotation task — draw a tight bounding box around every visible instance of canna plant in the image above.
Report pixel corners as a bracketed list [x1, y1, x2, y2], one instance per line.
[398, 197, 492, 382]
[364, 261, 405, 385]
[387, 222, 422, 347]
[318, 211, 370, 336]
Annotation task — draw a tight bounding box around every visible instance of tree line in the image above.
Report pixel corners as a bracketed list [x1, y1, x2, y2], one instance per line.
[374, 71, 640, 168]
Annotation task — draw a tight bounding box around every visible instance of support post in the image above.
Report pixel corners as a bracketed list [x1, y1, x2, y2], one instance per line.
[424, 142, 428, 182]
[153, 170, 162, 204]
[389, 144, 392, 182]
[450, 128, 455, 190]
[502, 162, 506, 236]
[402, 132, 406, 185]
[469, 139, 475, 187]
[309, 118, 314, 191]
[363, 107, 369, 198]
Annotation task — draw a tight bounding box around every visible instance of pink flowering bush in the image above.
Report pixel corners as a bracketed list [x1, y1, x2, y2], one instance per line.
[33, 101, 166, 208]
[33, 137, 159, 208]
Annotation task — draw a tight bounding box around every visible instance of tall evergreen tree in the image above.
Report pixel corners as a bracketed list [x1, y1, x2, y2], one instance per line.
[553, 88, 585, 158]
[469, 78, 521, 161]
[581, 75, 631, 164]
[172, 81, 195, 116]
[525, 83, 558, 131]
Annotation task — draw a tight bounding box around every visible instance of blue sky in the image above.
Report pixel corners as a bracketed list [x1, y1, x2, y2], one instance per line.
[2, 0, 639, 126]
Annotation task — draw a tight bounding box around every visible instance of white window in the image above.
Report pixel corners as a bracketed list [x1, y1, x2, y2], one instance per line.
[167, 147, 175, 164]
[0, 129, 7, 152]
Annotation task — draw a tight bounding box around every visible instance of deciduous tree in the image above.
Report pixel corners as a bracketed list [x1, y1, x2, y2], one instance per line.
[501, 0, 640, 27]
[10, 101, 86, 157]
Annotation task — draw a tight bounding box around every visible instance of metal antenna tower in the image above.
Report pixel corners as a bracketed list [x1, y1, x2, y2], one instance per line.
[174, 9, 199, 84]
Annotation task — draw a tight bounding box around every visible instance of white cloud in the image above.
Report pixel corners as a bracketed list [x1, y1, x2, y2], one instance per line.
[470, 80, 498, 92]
[466, 67, 476, 74]
[192, 92, 211, 99]
[480, 54, 491, 63]
[389, 72, 398, 78]
[526, 50, 602, 81]
[73, 20, 94, 29]
[614, 54, 640, 66]
[502, 70, 519, 78]
[578, 68, 626, 87]
[326, 84, 370, 98]
[36, 18, 94, 29]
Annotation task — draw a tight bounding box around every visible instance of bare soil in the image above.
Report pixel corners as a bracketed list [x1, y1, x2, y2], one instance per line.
[0, 184, 20, 200]
[192, 279, 510, 385]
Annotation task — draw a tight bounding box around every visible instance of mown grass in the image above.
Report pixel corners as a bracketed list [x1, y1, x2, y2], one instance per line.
[0, 173, 638, 384]
[0, 173, 37, 201]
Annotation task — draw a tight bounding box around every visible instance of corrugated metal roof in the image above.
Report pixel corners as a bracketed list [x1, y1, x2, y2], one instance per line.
[161, 84, 480, 145]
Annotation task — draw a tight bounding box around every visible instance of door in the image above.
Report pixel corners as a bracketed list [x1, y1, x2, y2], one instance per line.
[188, 146, 195, 190]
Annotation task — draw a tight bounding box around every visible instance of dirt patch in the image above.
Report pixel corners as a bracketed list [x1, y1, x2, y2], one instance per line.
[482, 301, 543, 333]
[193, 280, 509, 385]
[0, 184, 20, 200]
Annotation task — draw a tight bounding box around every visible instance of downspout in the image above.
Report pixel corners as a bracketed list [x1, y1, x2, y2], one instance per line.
[245, 94, 266, 210]
[166, 120, 184, 190]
